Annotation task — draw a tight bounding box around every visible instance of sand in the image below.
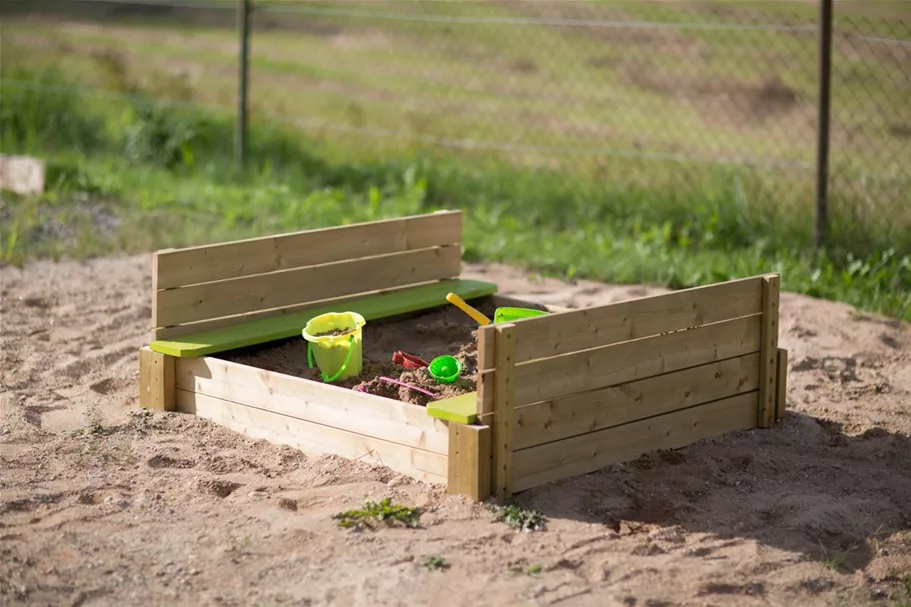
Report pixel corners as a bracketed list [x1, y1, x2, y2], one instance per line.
[219, 302, 498, 406]
[2, 255, 910, 607]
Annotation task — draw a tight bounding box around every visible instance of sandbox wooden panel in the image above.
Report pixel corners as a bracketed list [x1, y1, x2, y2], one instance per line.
[173, 356, 451, 484]
[153, 210, 464, 340]
[480, 274, 786, 499]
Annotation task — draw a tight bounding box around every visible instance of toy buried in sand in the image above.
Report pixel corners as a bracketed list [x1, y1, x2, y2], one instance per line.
[302, 311, 366, 383]
[428, 355, 462, 384]
[379, 376, 436, 398]
[392, 351, 430, 370]
[445, 292, 548, 325]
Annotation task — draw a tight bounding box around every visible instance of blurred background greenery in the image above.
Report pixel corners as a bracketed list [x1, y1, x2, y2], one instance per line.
[1, 0, 909, 319]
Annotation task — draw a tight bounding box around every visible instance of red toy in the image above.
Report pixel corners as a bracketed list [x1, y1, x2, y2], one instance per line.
[392, 351, 430, 369]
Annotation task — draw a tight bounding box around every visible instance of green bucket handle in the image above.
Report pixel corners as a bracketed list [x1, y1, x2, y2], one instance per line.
[307, 334, 355, 383]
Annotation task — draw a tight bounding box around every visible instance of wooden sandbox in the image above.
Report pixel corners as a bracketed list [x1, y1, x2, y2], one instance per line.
[138, 210, 788, 500]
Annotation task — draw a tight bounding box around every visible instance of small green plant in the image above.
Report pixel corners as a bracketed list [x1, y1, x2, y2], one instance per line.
[332, 497, 420, 530]
[488, 503, 547, 532]
[420, 555, 449, 571]
[510, 562, 543, 577]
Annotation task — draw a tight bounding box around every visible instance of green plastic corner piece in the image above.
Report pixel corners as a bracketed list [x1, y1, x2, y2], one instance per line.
[427, 392, 478, 424]
[149, 278, 497, 358]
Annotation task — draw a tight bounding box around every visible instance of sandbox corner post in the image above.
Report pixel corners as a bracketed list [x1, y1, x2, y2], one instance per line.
[758, 274, 781, 428]
[139, 346, 176, 411]
[476, 324, 497, 418]
[151, 250, 160, 342]
[447, 423, 492, 501]
[775, 347, 789, 423]
[493, 323, 517, 500]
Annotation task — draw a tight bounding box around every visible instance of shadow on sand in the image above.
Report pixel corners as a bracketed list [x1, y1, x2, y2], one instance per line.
[512, 411, 911, 575]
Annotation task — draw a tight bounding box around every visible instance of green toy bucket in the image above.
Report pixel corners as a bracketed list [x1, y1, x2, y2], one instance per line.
[302, 311, 366, 382]
[493, 307, 548, 324]
[428, 355, 462, 384]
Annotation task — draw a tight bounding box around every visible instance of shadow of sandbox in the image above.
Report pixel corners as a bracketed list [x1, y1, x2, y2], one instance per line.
[508, 411, 911, 574]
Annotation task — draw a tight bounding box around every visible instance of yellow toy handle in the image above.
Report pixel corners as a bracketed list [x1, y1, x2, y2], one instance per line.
[446, 292, 492, 326]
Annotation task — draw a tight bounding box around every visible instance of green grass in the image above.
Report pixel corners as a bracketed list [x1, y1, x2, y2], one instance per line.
[1, 6, 910, 322]
[488, 503, 547, 532]
[420, 555, 450, 572]
[332, 498, 421, 530]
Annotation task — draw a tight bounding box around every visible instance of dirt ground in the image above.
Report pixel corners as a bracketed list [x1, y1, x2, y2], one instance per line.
[220, 302, 495, 407]
[2, 255, 910, 607]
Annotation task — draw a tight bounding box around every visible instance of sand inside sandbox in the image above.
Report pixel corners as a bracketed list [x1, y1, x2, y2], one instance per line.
[215, 301, 499, 406]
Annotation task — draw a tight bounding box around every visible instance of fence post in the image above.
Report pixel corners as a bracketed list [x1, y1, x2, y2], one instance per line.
[814, 0, 833, 250]
[235, 0, 251, 170]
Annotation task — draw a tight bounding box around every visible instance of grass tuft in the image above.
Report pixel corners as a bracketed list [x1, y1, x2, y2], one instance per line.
[488, 503, 547, 532]
[420, 555, 450, 572]
[332, 497, 421, 530]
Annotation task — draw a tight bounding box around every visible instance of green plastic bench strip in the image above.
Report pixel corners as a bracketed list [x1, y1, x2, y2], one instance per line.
[149, 279, 498, 358]
[427, 392, 478, 424]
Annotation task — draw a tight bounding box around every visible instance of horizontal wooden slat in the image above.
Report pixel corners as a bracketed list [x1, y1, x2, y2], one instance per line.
[156, 210, 462, 289]
[514, 352, 761, 449]
[489, 313, 761, 408]
[156, 245, 461, 328]
[176, 357, 449, 454]
[482, 275, 764, 368]
[150, 278, 497, 356]
[153, 281, 435, 341]
[512, 391, 758, 492]
[176, 390, 448, 484]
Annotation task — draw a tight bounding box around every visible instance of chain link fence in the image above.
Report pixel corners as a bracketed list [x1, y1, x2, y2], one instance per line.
[2, 0, 909, 253]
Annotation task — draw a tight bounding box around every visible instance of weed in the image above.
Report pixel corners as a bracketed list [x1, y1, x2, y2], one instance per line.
[510, 562, 544, 577]
[420, 555, 449, 572]
[488, 503, 547, 532]
[63, 420, 106, 438]
[332, 497, 421, 530]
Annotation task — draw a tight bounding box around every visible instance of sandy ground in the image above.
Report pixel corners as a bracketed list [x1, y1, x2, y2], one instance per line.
[1, 255, 910, 607]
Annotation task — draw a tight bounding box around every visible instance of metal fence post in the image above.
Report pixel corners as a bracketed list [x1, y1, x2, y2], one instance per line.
[814, 0, 833, 250]
[235, 0, 251, 170]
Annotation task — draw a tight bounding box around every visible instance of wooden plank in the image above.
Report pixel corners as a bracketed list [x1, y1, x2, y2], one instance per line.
[512, 391, 759, 492]
[493, 324, 517, 499]
[150, 278, 497, 357]
[156, 210, 462, 289]
[514, 353, 761, 450]
[186, 374, 449, 455]
[150, 252, 160, 340]
[447, 424, 492, 501]
[176, 390, 448, 484]
[175, 356, 448, 452]
[156, 245, 462, 328]
[505, 314, 762, 408]
[757, 275, 781, 428]
[482, 275, 763, 368]
[476, 324, 496, 418]
[775, 347, 788, 422]
[138, 346, 175, 411]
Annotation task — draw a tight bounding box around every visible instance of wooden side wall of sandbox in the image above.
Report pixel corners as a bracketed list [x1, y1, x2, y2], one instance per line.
[140, 347, 469, 486]
[475, 273, 788, 499]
